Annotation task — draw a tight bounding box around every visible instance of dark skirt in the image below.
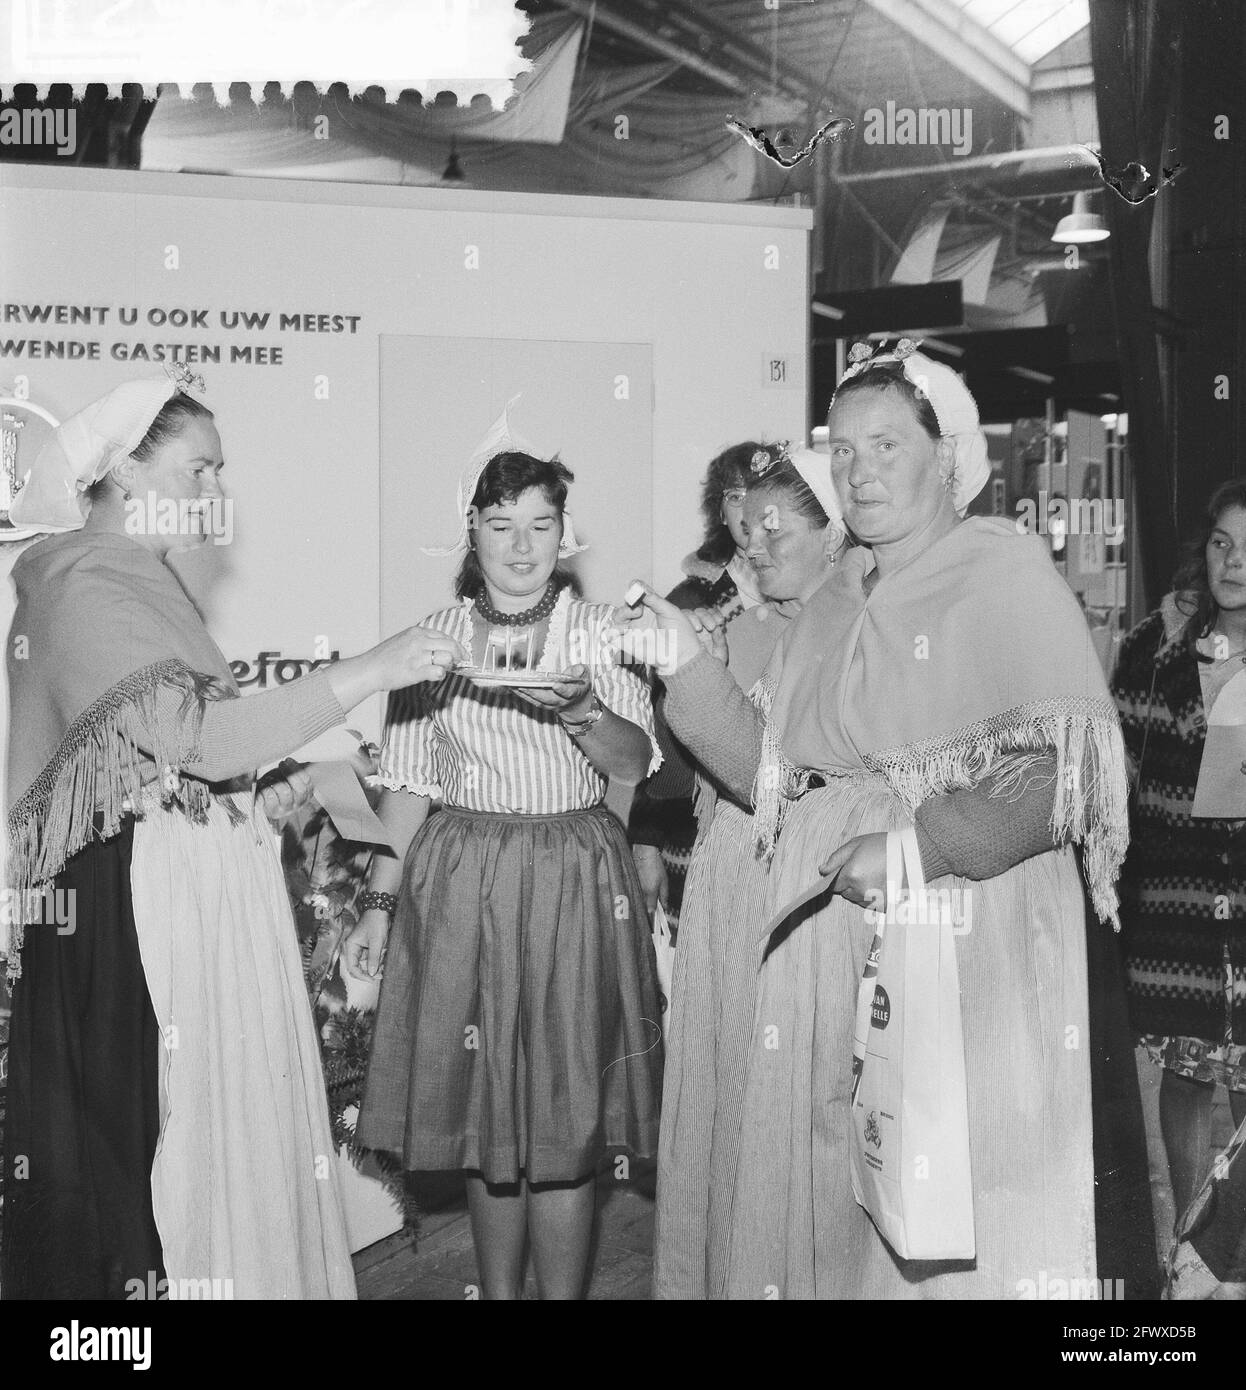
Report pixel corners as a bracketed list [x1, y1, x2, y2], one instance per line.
[358, 804, 663, 1185]
[1, 822, 165, 1300]
[653, 798, 698, 932]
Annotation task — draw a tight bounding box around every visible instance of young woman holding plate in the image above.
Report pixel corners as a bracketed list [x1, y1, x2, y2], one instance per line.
[346, 440, 662, 1301]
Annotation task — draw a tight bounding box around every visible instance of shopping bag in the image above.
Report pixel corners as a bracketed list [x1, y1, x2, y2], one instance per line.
[849, 824, 975, 1260]
[651, 899, 676, 1021]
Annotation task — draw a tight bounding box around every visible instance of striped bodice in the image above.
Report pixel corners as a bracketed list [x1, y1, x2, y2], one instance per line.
[379, 590, 660, 815]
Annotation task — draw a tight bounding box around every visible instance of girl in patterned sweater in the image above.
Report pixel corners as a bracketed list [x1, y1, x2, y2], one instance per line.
[1111, 480, 1246, 1257]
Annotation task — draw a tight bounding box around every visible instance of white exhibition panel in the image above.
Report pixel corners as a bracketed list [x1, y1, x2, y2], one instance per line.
[0, 168, 810, 762]
[378, 333, 655, 636]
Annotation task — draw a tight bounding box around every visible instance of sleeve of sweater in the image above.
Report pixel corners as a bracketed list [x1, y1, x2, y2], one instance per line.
[631, 573, 726, 810]
[914, 754, 1060, 881]
[146, 670, 346, 783]
[661, 650, 765, 805]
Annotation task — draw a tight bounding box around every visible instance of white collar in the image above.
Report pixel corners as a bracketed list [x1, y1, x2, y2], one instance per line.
[727, 552, 762, 607]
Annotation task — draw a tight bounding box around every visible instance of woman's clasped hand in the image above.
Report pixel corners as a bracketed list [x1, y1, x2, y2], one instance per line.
[255, 762, 314, 823]
[818, 832, 889, 909]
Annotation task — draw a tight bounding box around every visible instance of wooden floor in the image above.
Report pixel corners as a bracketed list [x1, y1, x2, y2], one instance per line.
[354, 1157, 657, 1301]
[353, 1065, 1242, 1300]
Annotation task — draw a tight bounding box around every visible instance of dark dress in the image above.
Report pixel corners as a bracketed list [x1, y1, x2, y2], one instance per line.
[2, 820, 165, 1299]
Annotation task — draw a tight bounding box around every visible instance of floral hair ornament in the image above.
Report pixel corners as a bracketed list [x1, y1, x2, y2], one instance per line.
[8, 368, 205, 534]
[831, 337, 989, 515]
[421, 394, 588, 559]
[843, 337, 923, 374]
[166, 358, 206, 395]
[846, 339, 875, 366]
[749, 440, 793, 478]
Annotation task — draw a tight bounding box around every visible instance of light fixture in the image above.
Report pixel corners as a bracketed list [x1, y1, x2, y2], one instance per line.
[440, 142, 466, 185]
[1051, 192, 1109, 244]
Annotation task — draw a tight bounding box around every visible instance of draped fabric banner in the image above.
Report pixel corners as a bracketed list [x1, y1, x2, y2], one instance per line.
[890, 206, 1046, 326]
[140, 12, 801, 203]
[890, 207, 949, 285]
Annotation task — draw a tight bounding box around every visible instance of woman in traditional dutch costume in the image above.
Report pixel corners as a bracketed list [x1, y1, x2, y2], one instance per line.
[628, 441, 766, 932]
[653, 443, 845, 1298]
[623, 343, 1131, 1298]
[348, 406, 662, 1300]
[1, 370, 463, 1300]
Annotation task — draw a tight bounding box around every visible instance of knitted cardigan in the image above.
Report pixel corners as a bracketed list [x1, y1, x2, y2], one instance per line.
[1111, 594, 1246, 1040]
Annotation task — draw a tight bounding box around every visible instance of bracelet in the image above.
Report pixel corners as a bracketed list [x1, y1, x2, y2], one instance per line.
[359, 889, 399, 917]
[559, 693, 605, 738]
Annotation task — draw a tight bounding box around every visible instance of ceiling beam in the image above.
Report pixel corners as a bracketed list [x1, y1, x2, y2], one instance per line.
[862, 0, 1032, 116]
[832, 142, 1097, 182]
[658, 0, 836, 106]
[1031, 64, 1094, 92]
[547, 0, 751, 95]
[552, 0, 860, 111]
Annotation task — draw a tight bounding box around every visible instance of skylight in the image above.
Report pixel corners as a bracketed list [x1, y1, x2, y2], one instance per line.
[947, 0, 1090, 63]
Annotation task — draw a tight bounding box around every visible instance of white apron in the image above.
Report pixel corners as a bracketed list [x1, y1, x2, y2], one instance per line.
[130, 794, 356, 1299]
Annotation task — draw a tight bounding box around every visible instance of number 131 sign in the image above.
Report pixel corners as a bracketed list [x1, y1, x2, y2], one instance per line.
[762, 355, 795, 388]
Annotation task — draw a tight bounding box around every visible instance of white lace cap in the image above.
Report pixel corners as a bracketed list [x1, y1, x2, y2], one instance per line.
[421, 394, 588, 558]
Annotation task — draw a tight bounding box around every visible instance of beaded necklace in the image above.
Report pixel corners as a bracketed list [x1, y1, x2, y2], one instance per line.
[473, 577, 562, 627]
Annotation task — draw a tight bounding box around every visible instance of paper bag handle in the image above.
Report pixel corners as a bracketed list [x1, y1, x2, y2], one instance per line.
[895, 824, 925, 900]
[850, 825, 923, 1100]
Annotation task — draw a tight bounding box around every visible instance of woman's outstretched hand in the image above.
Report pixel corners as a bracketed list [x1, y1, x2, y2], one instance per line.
[819, 831, 889, 910]
[369, 625, 467, 690]
[327, 626, 467, 714]
[608, 583, 705, 676]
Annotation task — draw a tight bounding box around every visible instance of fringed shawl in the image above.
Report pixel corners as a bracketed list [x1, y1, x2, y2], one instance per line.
[757, 517, 1129, 925]
[690, 601, 798, 834]
[5, 531, 242, 980]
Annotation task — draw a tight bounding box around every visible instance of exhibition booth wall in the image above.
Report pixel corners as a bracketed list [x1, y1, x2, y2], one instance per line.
[0, 166, 812, 780]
